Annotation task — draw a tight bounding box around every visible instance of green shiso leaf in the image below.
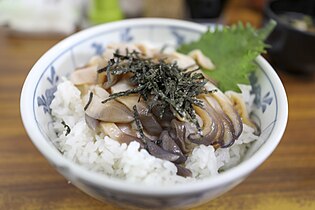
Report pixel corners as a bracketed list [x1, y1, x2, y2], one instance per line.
[177, 20, 276, 92]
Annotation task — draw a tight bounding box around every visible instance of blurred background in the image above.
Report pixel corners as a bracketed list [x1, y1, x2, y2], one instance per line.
[0, 0, 315, 210]
[0, 0, 267, 33]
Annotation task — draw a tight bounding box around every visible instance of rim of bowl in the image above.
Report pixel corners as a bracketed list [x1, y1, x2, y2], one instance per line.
[20, 18, 288, 196]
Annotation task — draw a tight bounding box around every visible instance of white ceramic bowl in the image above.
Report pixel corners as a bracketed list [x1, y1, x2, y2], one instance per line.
[20, 18, 288, 209]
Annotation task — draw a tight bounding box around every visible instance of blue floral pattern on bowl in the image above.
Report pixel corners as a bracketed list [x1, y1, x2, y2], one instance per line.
[250, 72, 273, 113]
[91, 42, 105, 56]
[120, 28, 133, 42]
[171, 27, 186, 45]
[37, 66, 59, 114]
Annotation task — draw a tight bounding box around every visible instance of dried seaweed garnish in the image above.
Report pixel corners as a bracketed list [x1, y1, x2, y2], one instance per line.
[84, 92, 93, 111]
[100, 50, 216, 135]
[133, 105, 145, 139]
[61, 121, 71, 136]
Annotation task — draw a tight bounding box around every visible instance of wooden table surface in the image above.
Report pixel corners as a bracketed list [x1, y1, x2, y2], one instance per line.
[1, 6, 315, 210]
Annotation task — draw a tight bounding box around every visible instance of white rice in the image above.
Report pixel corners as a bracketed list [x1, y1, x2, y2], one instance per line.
[50, 79, 260, 185]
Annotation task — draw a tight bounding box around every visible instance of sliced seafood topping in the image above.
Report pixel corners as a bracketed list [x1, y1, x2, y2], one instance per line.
[69, 44, 256, 177]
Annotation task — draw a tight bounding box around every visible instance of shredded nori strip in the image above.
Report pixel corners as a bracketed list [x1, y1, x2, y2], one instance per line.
[132, 105, 147, 145]
[61, 121, 71, 136]
[84, 92, 94, 111]
[100, 50, 216, 135]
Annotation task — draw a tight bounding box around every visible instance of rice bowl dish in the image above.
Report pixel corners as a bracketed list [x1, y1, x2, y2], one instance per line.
[20, 18, 288, 209]
[50, 43, 261, 185]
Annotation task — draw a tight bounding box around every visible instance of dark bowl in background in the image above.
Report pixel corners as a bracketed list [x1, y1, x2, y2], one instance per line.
[264, 0, 315, 74]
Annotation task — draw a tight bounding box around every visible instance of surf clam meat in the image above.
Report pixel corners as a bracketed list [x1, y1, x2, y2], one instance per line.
[69, 43, 257, 176]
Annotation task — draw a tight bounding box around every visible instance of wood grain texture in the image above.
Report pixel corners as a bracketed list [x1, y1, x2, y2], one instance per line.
[1, 3, 315, 210]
